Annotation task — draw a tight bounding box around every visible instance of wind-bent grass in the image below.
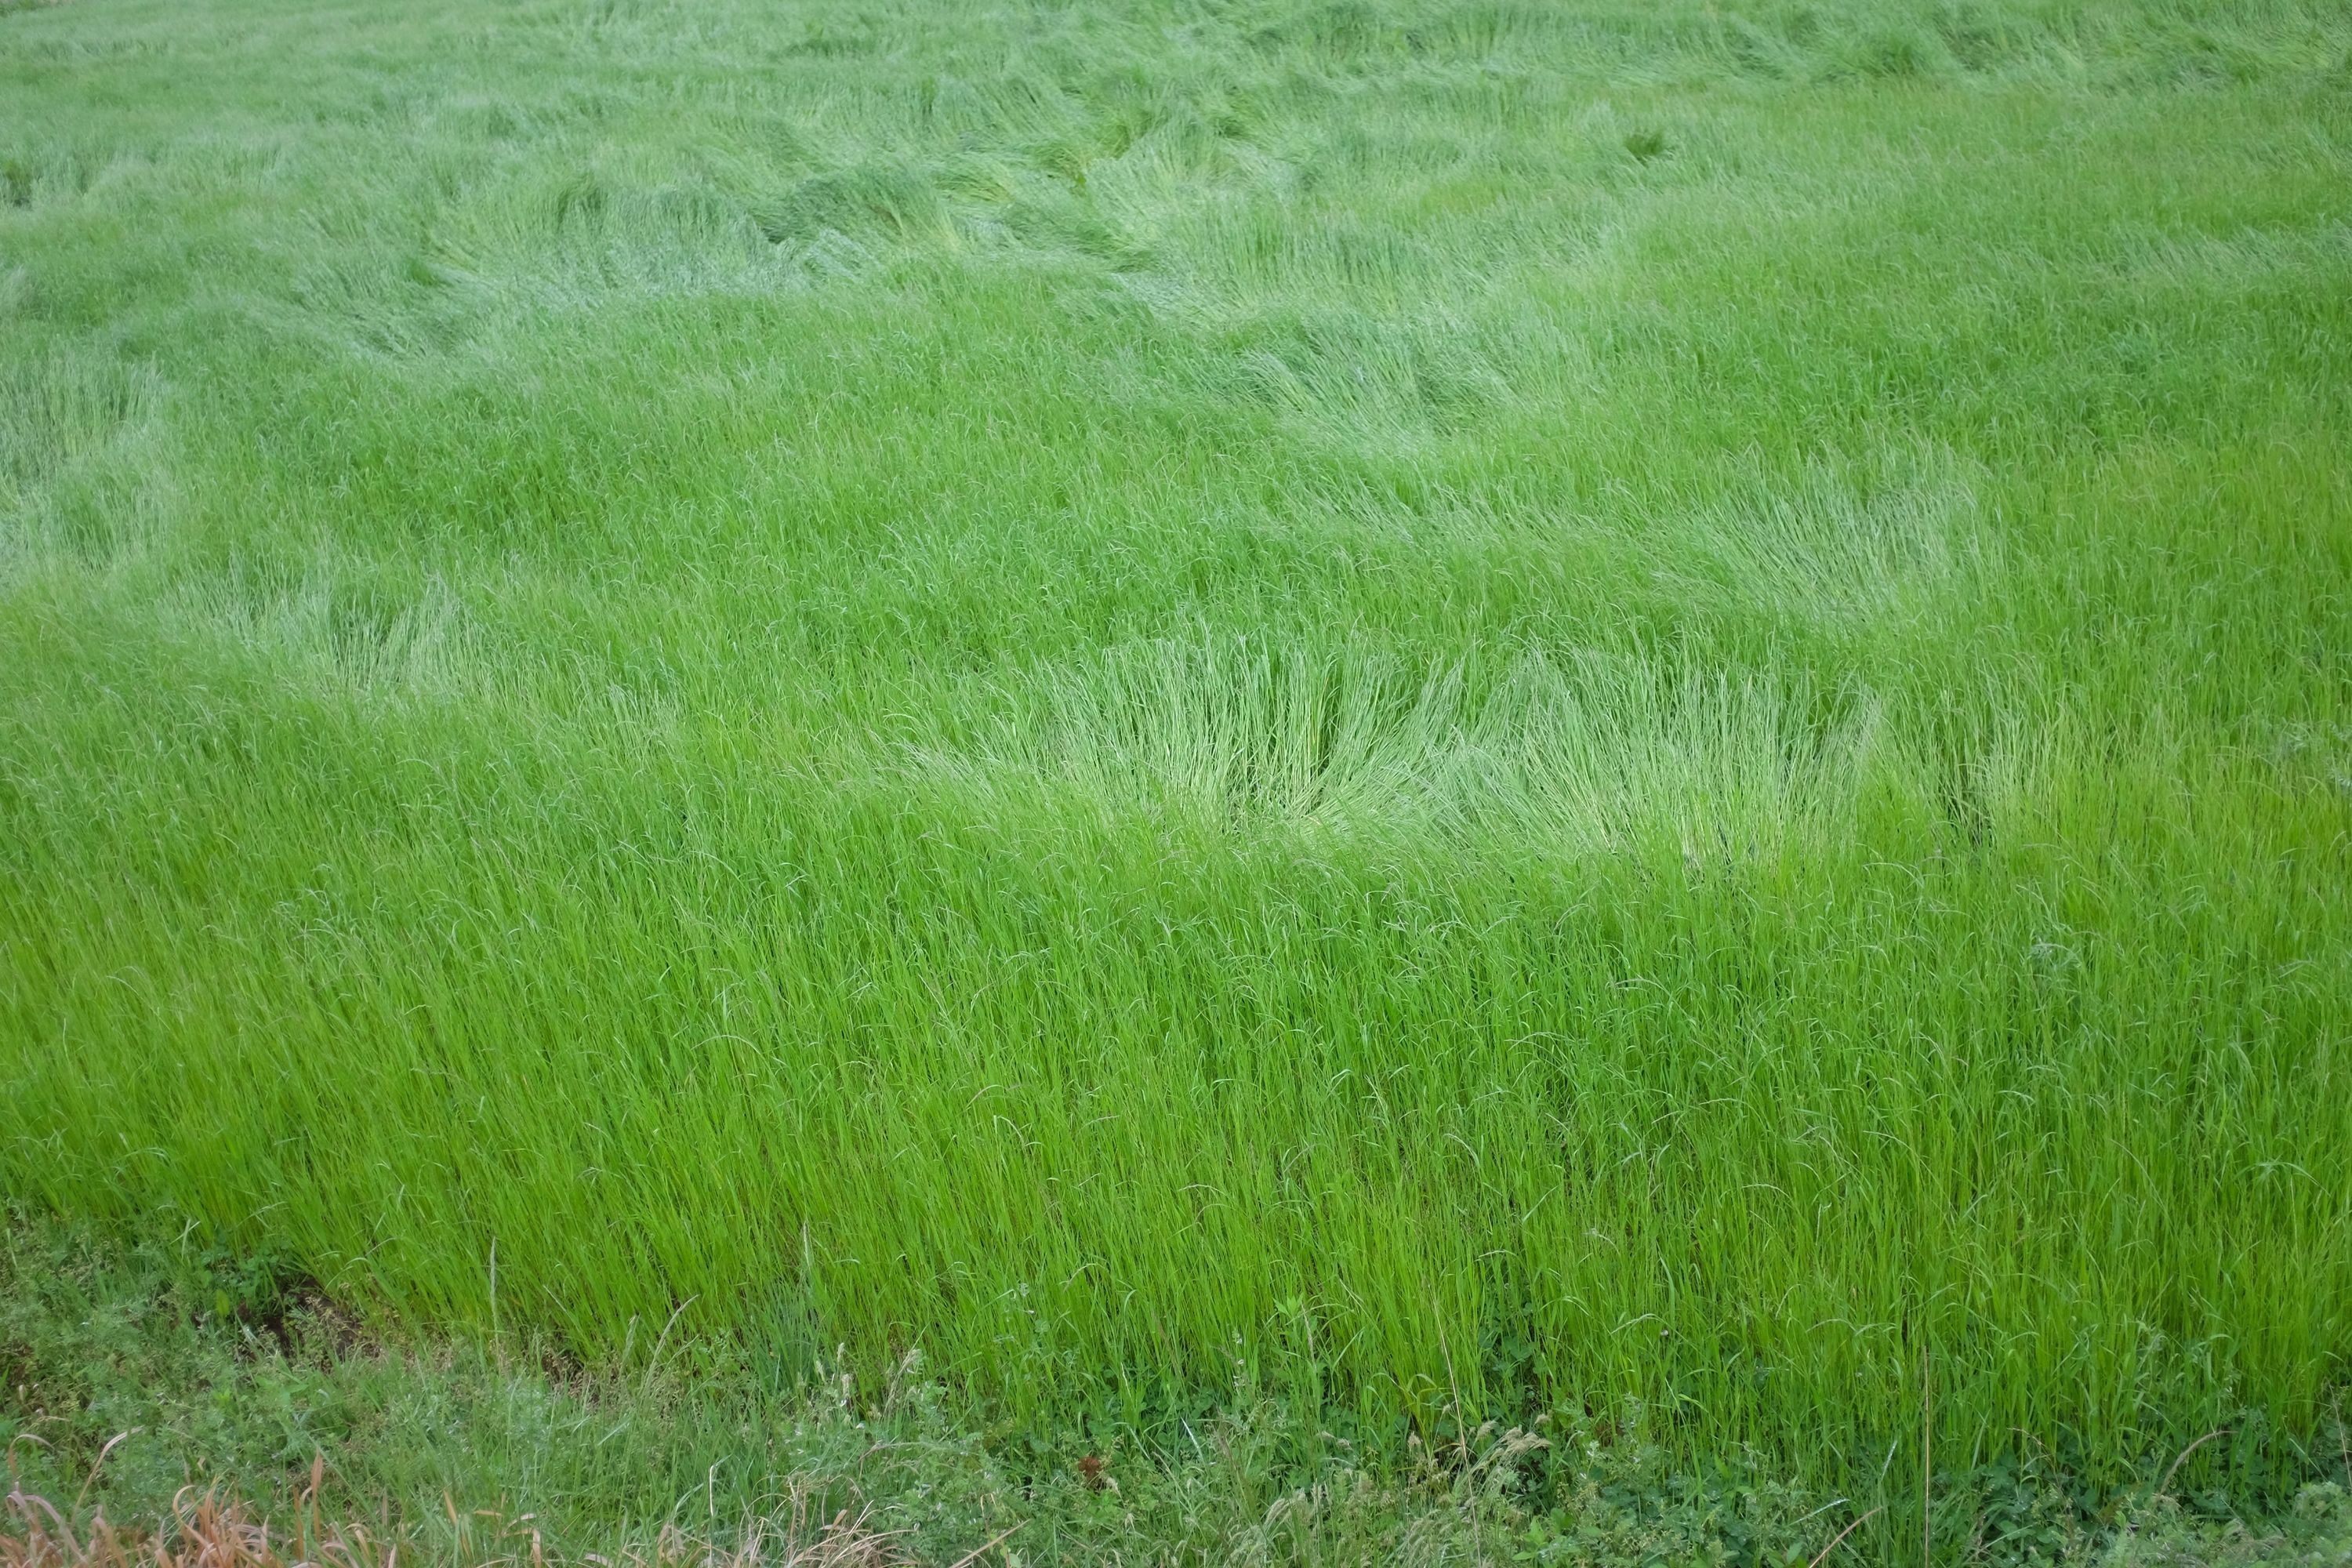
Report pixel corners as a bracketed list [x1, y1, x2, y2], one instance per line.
[3, 0, 2350, 1522]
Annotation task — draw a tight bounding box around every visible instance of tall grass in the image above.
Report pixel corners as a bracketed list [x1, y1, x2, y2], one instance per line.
[3, 0, 2350, 1517]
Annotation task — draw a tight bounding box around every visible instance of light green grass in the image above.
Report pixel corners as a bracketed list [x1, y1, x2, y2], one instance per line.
[3, 0, 2350, 1534]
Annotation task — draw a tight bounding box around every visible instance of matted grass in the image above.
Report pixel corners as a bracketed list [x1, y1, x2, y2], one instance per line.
[3, 0, 2350, 1519]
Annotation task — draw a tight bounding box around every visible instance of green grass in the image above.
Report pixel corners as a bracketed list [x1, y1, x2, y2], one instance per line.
[9, 1209, 2352, 1566]
[3, 0, 2350, 1544]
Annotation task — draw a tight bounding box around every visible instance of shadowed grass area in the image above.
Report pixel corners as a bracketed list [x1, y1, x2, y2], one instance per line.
[3, 0, 2350, 1545]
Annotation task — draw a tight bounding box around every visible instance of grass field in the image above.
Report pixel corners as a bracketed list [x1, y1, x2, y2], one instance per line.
[5, 0, 2352, 1547]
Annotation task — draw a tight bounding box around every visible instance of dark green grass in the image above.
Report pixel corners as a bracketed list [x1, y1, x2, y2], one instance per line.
[3, 0, 2351, 1536]
[8, 1210, 2352, 1566]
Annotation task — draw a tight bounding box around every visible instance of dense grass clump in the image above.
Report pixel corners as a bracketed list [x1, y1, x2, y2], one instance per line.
[3, 0, 2350, 1530]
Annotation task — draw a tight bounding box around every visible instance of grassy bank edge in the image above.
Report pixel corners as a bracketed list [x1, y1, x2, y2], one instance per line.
[3, 1207, 2347, 1566]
